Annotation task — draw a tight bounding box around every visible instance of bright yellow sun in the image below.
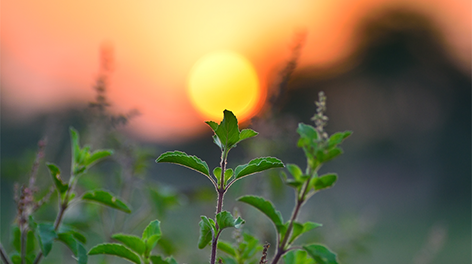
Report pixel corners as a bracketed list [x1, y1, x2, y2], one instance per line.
[188, 50, 260, 121]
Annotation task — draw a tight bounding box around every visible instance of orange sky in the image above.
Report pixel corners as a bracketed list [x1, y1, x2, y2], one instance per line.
[1, 0, 470, 142]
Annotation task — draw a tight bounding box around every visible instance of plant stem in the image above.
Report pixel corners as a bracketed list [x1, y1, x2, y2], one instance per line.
[270, 175, 312, 264]
[34, 176, 74, 264]
[210, 151, 228, 264]
[0, 242, 12, 264]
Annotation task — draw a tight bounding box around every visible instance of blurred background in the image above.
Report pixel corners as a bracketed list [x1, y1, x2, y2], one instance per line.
[1, 0, 470, 263]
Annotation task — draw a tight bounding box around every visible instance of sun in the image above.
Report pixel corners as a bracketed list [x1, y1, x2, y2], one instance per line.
[188, 50, 260, 122]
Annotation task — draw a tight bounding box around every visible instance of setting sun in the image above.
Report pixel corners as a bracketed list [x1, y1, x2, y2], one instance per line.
[188, 50, 260, 122]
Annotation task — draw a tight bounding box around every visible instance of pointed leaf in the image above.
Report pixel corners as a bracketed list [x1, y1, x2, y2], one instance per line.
[283, 250, 314, 264]
[58, 232, 79, 256]
[205, 121, 219, 132]
[237, 196, 283, 230]
[224, 168, 233, 185]
[77, 243, 88, 264]
[57, 232, 88, 263]
[37, 223, 57, 256]
[238, 129, 258, 142]
[88, 243, 141, 264]
[198, 216, 215, 249]
[286, 164, 303, 181]
[327, 131, 351, 149]
[112, 234, 145, 256]
[150, 256, 168, 264]
[313, 174, 338, 191]
[303, 244, 339, 264]
[47, 163, 68, 194]
[289, 222, 323, 244]
[234, 157, 284, 180]
[215, 110, 240, 150]
[297, 123, 318, 147]
[84, 149, 113, 167]
[321, 148, 343, 163]
[82, 190, 131, 213]
[216, 211, 245, 231]
[142, 220, 162, 257]
[156, 151, 210, 179]
[217, 240, 237, 257]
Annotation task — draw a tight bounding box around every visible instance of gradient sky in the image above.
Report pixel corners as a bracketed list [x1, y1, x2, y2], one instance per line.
[1, 0, 470, 141]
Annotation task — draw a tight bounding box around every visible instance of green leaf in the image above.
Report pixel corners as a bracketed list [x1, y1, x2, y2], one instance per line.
[321, 148, 343, 163]
[327, 131, 352, 149]
[84, 149, 113, 167]
[286, 164, 304, 181]
[77, 243, 88, 264]
[297, 123, 318, 147]
[234, 157, 284, 180]
[68, 230, 87, 244]
[112, 233, 145, 256]
[238, 129, 258, 143]
[313, 174, 338, 191]
[205, 121, 219, 132]
[216, 211, 245, 231]
[150, 255, 168, 264]
[224, 168, 233, 185]
[198, 216, 215, 249]
[237, 196, 283, 230]
[289, 222, 323, 244]
[12, 225, 20, 252]
[304, 244, 338, 264]
[26, 230, 36, 254]
[142, 220, 162, 257]
[57, 232, 87, 263]
[217, 240, 237, 257]
[37, 223, 57, 257]
[156, 151, 210, 179]
[213, 167, 222, 179]
[88, 243, 141, 264]
[82, 190, 131, 213]
[215, 110, 240, 151]
[283, 250, 315, 264]
[46, 163, 68, 195]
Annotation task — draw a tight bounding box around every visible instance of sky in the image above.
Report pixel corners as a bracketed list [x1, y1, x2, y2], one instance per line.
[1, 0, 470, 142]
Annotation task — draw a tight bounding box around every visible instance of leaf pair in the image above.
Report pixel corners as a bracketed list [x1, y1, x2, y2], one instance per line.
[198, 211, 245, 249]
[237, 196, 321, 247]
[156, 152, 283, 189]
[34, 222, 88, 264]
[283, 164, 338, 192]
[88, 220, 171, 264]
[296, 123, 351, 167]
[205, 110, 258, 153]
[70, 127, 113, 175]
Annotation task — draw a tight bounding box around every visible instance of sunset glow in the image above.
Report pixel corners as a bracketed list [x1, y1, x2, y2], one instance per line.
[188, 51, 260, 122]
[1, 0, 470, 141]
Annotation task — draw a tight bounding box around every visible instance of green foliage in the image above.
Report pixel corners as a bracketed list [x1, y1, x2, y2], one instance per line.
[82, 189, 131, 213]
[198, 216, 215, 249]
[155, 151, 211, 179]
[1, 94, 351, 264]
[303, 244, 339, 264]
[88, 219, 171, 264]
[89, 243, 141, 264]
[237, 195, 283, 230]
[37, 223, 57, 257]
